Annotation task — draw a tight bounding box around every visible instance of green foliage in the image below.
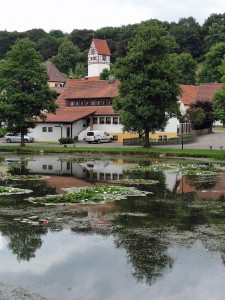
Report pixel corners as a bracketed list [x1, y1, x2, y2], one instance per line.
[74, 62, 87, 79]
[58, 137, 74, 144]
[204, 23, 225, 53]
[189, 100, 214, 129]
[27, 185, 150, 204]
[99, 68, 110, 80]
[114, 21, 181, 147]
[23, 28, 48, 42]
[0, 127, 7, 137]
[36, 35, 60, 61]
[51, 39, 81, 74]
[170, 52, 197, 84]
[199, 42, 225, 83]
[170, 17, 203, 59]
[0, 38, 58, 146]
[212, 86, 225, 123]
[0, 31, 24, 59]
[186, 107, 205, 130]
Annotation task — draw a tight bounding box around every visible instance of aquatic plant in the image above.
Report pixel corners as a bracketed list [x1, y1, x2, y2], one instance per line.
[125, 164, 176, 173]
[177, 163, 221, 176]
[26, 185, 151, 205]
[112, 178, 159, 185]
[0, 186, 32, 195]
[1, 174, 48, 181]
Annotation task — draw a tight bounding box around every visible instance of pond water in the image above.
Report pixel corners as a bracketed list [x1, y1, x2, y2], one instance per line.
[0, 153, 225, 299]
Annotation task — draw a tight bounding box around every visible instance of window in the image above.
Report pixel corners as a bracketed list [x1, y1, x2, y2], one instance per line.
[163, 135, 167, 141]
[48, 165, 53, 170]
[86, 101, 89, 106]
[42, 127, 47, 132]
[113, 174, 118, 180]
[102, 100, 106, 106]
[108, 100, 112, 105]
[113, 117, 118, 124]
[48, 127, 53, 132]
[91, 100, 95, 106]
[99, 173, 104, 180]
[93, 117, 98, 124]
[100, 117, 105, 124]
[97, 100, 100, 106]
[158, 135, 162, 141]
[75, 101, 79, 106]
[106, 117, 111, 124]
[43, 165, 47, 170]
[71, 101, 74, 107]
[102, 55, 106, 61]
[106, 173, 111, 180]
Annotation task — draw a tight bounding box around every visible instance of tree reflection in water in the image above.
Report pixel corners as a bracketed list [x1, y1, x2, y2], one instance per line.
[0, 216, 47, 262]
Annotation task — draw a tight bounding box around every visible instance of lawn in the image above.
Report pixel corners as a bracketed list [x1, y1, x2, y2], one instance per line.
[0, 144, 225, 160]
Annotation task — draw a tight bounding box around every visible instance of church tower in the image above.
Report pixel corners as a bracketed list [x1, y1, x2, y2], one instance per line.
[88, 39, 111, 77]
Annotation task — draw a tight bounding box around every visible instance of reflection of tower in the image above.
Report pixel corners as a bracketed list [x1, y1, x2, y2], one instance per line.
[88, 39, 111, 77]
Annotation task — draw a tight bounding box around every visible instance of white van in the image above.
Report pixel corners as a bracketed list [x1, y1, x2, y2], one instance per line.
[86, 131, 113, 143]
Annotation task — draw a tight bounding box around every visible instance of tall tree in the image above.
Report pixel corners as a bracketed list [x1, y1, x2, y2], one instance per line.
[113, 21, 181, 147]
[211, 48, 225, 124]
[170, 17, 203, 59]
[0, 31, 24, 59]
[51, 39, 81, 74]
[0, 38, 58, 146]
[36, 35, 60, 61]
[204, 23, 225, 53]
[199, 42, 225, 83]
[171, 52, 197, 85]
[23, 28, 48, 43]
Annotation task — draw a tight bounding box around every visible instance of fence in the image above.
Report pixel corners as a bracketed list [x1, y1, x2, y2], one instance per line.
[123, 135, 195, 146]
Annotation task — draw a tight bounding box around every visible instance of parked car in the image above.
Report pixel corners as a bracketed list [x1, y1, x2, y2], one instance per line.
[4, 133, 34, 143]
[85, 131, 113, 143]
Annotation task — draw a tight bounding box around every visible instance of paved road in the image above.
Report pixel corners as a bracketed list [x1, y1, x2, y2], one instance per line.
[0, 130, 224, 150]
[157, 130, 225, 150]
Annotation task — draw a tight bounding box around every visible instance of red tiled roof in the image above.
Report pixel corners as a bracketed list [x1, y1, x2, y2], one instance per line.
[194, 83, 223, 101]
[92, 39, 111, 56]
[44, 107, 97, 123]
[44, 60, 66, 83]
[179, 85, 199, 106]
[64, 79, 119, 99]
[39, 79, 119, 123]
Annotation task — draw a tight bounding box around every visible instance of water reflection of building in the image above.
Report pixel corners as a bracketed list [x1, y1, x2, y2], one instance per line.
[176, 173, 225, 200]
[27, 156, 138, 182]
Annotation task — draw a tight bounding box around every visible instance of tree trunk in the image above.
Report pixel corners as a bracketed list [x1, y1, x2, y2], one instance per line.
[20, 133, 25, 147]
[143, 128, 150, 148]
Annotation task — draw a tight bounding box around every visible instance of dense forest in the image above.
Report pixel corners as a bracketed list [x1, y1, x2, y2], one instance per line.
[1, 13, 225, 85]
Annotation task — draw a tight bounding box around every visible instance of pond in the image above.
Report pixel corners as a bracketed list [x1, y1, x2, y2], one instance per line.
[0, 153, 225, 299]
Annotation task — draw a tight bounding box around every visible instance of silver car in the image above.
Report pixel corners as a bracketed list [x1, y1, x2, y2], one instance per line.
[4, 133, 34, 143]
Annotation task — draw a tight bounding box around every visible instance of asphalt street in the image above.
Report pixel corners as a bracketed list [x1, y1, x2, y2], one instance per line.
[0, 130, 224, 150]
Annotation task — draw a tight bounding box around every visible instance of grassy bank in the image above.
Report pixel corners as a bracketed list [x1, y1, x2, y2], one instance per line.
[0, 144, 225, 160]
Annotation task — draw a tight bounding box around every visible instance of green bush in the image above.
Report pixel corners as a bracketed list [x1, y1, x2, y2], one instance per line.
[0, 128, 7, 137]
[58, 137, 74, 144]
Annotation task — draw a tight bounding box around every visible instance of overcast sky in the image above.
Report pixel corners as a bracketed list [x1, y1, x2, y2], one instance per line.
[1, 0, 225, 33]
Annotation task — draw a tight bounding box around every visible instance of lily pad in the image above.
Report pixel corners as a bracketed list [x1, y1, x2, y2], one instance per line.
[26, 185, 151, 205]
[0, 186, 32, 195]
